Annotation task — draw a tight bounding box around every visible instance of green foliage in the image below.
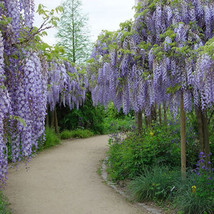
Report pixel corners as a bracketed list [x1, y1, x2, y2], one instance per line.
[57, 93, 105, 134]
[60, 129, 94, 139]
[103, 116, 134, 134]
[173, 172, 214, 214]
[0, 192, 11, 214]
[102, 103, 134, 134]
[128, 167, 214, 213]
[106, 120, 198, 181]
[198, 36, 214, 59]
[60, 130, 72, 139]
[39, 128, 60, 150]
[128, 166, 180, 202]
[36, 4, 63, 27]
[119, 20, 133, 31]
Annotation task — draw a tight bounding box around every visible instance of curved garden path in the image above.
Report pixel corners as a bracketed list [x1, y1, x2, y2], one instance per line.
[3, 135, 147, 214]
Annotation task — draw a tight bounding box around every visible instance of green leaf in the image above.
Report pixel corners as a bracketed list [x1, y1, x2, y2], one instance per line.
[10, 115, 26, 127]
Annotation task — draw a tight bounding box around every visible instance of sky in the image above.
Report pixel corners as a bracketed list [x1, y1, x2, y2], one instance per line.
[34, 0, 136, 45]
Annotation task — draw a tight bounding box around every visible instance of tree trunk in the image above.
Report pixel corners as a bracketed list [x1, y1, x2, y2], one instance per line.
[195, 106, 211, 167]
[135, 112, 138, 127]
[163, 102, 167, 126]
[137, 110, 143, 135]
[145, 114, 151, 128]
[51, 110, 55, 129]
[54, 108, 59, 134]
[71, 0, 76, 63]
[50, 108, 59, 134]
[151, 104, 157, 123]
[195, 106, 204, 151]
[180, 92, 186, 179]
[46, 106, 49, 128]
[203, 112, 210, 167]
[159, 105, 162, 125]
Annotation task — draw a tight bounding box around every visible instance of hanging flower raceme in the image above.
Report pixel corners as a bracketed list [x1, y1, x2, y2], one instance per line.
[0, 32, 10, 184]
[47, 61, 86, 111]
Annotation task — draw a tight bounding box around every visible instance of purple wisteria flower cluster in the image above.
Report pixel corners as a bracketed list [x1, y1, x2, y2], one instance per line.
[193, 152, 214, 186]
[47, 61, 86, 111]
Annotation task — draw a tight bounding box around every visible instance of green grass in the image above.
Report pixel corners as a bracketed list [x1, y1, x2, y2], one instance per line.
[60, 129, 95, 139]
[173, 172, 214, 214]
[0, 192, 11, 214]
[128, 166, 180, 202]
[128, 167, 214, 214]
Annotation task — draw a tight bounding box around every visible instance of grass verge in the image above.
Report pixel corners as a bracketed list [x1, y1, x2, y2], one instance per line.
[0, 191, 11, 214]
[60, 129, 95, 139]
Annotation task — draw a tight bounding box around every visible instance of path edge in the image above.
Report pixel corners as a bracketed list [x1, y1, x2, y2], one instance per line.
[101, 157, 164, 214]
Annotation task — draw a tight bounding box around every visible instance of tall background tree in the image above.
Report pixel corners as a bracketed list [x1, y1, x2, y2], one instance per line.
[56, 0, 92, 64]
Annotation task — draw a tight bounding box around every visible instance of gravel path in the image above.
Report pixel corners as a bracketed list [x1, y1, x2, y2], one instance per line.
[3, 135, 147, 214]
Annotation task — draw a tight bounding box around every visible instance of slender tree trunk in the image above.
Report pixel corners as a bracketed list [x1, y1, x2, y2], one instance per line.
[203, 112, 210, 167]
[159, 105, 162, 125]
[71, 0, 76, 63]
[195, 106, 211, 167]
[54, 108, 59, 134]
[195, 106, 204, 151]
[51, 110, 55, 129]
[137, 110, 143, 135]
[50, 108, 59, 134]
[163, 102, 167, 126]
[46, 106, 49, 128]
[145, 114, 151, 128]
[135, 112, 138, 127]
[151, 104, 157, 123]
[180, 92, 186, 179]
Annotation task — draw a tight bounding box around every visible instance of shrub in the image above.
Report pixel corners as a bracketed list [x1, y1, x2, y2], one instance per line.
[69, 129, 94, 138]
[103, 116, 135, 134]
[106, 120, 198, 181]
[60, 130, 72, 139]
[38, 128, 60, 150]
[57, 93, 105, 134]
[60, 129, 94, 139]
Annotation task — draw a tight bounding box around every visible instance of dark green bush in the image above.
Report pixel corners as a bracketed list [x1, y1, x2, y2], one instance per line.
[39, 128, 60, 150]
[57, 93, 104, 134]
[60, 130, 72, 139]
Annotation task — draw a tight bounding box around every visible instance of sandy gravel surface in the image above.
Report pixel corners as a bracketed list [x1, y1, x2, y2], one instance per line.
[3, 135, 147, 214]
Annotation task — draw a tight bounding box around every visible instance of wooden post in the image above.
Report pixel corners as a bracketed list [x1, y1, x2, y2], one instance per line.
[180, 92, 186, 179]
